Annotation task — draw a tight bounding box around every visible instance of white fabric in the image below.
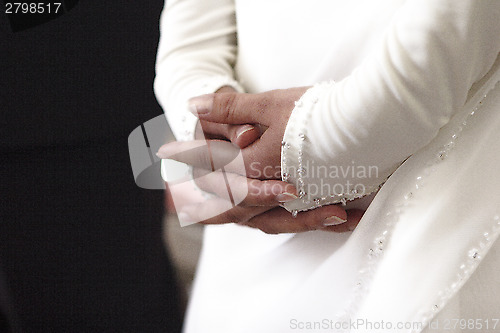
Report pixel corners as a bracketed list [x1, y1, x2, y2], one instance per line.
[154, 0, 500, 332]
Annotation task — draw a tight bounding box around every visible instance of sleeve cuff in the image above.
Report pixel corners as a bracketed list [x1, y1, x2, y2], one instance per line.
[280, 81, 395, 213]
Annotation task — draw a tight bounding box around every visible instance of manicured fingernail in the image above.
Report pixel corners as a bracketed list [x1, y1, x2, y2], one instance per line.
[178, 212, 195, 224]
[155, 146, 169, 159]
[276, 192, 299, 203]
[323, 216, 347, 226]
[188, 94, 213, 115]
[236, 125, 254, 139]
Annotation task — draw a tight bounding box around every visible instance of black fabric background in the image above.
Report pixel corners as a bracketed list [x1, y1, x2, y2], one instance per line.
[0, 2, 183, 332]
[0, 2, 166, 150]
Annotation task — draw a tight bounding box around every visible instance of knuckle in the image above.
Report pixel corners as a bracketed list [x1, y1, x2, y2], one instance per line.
[255, 92, 272, 111]
[246, 181, 279, 206]
[302, 212, 322, 231]
[215, 92, 238, 123]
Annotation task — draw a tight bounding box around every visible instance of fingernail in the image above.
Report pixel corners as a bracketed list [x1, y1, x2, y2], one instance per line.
[236, 125, 254, 139]
[178, 212, 195, 224]
[323, 216, 347, 226]
[188, 94, 213, 115]
[276, 192, 299, 203]
[155, 147, 169, 159]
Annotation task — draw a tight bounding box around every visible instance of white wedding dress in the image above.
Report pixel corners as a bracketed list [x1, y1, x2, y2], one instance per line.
[154, 0, 500, 332]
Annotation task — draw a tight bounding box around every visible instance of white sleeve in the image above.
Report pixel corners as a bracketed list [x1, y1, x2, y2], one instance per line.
[281, 0, 500, 212]
[154, 0, 244, 141]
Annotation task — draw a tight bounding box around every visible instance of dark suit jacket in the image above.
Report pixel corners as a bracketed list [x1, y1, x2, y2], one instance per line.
[1, 2, 165, 151]
[0, 2, 182, 332]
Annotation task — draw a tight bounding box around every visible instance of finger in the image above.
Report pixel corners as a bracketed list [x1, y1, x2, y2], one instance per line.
[231, 124, 262, 148]
[188, 91, 275, 126]
[192, 169, 298, 206]
[157, 139, 279, 179]
[157, 140, 242, 171]
[237, 127, 282, 178]
[324, 209, 365, 233]
[200, 121, 261, 148]
[178, 197, 274, 225]
[158, 133, 284, 180]
[242, 205, 348, 234]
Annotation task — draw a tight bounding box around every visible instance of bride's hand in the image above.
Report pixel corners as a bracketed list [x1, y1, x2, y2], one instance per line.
[158, 87, 365, 233]
[175, 164, 363, 233]
[158, 138, 363, 233]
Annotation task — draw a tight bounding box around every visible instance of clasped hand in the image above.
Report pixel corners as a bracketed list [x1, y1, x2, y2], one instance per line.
[157, 87, 364, 233]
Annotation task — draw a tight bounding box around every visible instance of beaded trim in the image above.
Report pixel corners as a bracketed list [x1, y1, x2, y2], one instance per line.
[336, 78, 500, 332]
[281, 82, 333, 200]
[414, 81, 500, 331]
[417, 214, 500, 331]
[281, 81, 392, 217]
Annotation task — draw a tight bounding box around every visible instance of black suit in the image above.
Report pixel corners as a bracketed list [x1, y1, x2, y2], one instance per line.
[0, 2, 182, 332]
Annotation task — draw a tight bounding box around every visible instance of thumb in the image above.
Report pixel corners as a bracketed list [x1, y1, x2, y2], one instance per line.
[188, 92, 272, 126]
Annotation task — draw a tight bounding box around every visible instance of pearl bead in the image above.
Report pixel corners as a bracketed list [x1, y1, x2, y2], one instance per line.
[437, 151, 447, 160]
[468, 249, 480, 260]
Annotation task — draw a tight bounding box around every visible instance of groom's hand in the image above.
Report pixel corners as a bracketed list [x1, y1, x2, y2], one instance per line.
[157, 86, 365, 233]
[180, 87, 309, 179]
[176, 167, 361, 233]
[193, 86, 262, 148]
